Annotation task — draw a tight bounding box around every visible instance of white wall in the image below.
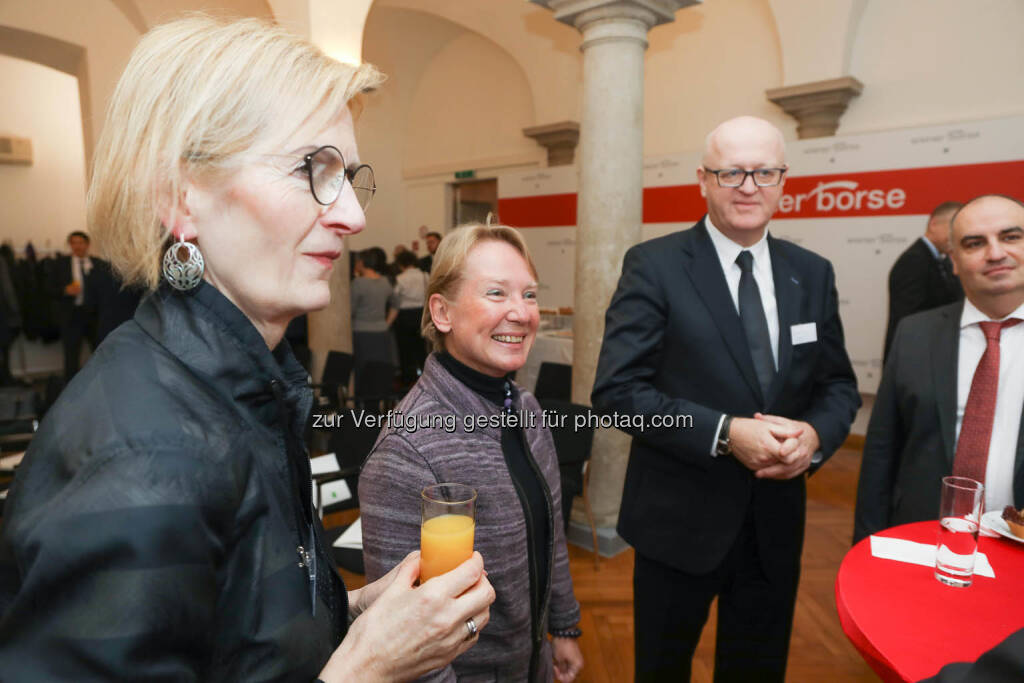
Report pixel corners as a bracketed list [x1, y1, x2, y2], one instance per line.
[357, 6, 543, 255]
[644, 0, 795, 156]
[0, 0, 142, 161]
[0, 55, 87, 253]
[404, 32, 538, 173]
[842, 0, 1024, 134]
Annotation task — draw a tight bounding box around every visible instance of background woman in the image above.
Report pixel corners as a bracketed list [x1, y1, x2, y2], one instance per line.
[360, 224, 584, 682]
[0, 16, 492, 681]
[388, 249, 429, 386]
[351, 246, 395, 391]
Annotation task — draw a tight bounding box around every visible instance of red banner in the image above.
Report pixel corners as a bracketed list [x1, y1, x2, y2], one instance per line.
[497, 192, 576, 228]
[498, 160, 1024, 227]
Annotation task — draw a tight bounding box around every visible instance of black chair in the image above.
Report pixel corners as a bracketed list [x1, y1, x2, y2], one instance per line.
[534, 362, 572, 402]
[310, 351, 354, 412]
[314, 419, 382, 575]
[316, 419, 381, 516]
[323, 522, 364, 576]
[540, 398, 599, 568]
[0, 418, 38, 453]
[0, 419, 36, 517]
[0, 386, 41, 422]
[351, 361, 399, 414]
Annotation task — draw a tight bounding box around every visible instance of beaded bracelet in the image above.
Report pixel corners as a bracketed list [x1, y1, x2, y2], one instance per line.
[549, 626, 583, 639]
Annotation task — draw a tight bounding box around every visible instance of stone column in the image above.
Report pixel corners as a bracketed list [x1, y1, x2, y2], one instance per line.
[532, 0, 699, 553]
[307, 250, 353, 373]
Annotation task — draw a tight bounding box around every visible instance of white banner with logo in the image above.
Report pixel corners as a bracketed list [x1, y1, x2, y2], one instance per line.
[498, 116, 1024, 393]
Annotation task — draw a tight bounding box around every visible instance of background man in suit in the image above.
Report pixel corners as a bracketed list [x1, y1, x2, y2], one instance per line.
[883, 202, 964, 361]
[592, 116, 859, 682]
[51, 231, 101, 380]
[419, 230, 442, 273]
[855, 194, 1024, 543]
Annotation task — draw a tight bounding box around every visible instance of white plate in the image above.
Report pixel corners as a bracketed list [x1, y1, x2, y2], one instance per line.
[982, 510, 1024, 544]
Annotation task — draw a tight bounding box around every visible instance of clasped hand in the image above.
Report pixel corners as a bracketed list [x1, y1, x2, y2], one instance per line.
[728, 414, 820, 479]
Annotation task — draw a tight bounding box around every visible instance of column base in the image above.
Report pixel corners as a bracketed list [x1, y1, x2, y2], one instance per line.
[567, 521, 631, 557]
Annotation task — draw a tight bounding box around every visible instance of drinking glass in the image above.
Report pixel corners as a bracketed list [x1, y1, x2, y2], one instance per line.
[420, 483, 477, 582]
[934, 476, 984, 587]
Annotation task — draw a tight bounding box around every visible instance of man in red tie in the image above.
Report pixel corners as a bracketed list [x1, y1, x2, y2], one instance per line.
[854, 194, 1024, 543]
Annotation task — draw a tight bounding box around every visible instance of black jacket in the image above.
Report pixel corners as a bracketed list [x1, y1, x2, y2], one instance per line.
[0, 282, 347, 681]
[592, 220, 859, 579]
[919, 628, 1024, 682]
[883, 237, 962, 361]
[854, 301, 1024, 544]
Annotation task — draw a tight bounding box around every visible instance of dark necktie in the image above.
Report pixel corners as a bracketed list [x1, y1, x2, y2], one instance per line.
[953, 318, 1022, 484]
[735, 251, 776, 398]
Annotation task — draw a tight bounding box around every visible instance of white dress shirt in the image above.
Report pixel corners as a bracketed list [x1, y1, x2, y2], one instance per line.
[705, 217, 780, 365]
[71, 256, 92, 306]
[705, 217, 780, 455]
[955, 299, 1024, 513]
[392, 267, 428, 310]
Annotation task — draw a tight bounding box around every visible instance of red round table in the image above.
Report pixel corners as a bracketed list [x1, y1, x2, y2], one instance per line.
[836, 521, 1024, 682]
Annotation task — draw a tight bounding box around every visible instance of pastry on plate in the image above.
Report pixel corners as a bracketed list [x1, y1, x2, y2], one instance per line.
[1001, 505, 1024, 538]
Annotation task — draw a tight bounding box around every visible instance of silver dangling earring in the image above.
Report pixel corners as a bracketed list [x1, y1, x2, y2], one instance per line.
[162, 237, 205, 291]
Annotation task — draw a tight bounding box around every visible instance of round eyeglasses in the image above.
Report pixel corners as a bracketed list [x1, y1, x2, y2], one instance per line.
[703, 166, 787, 188]
[302, 145, 376, 211]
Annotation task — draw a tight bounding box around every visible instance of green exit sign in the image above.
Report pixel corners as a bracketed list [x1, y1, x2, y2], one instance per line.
[454, 169, 475, 179]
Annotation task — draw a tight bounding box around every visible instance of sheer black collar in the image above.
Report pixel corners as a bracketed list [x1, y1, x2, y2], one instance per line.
[435, 351, 515, 411]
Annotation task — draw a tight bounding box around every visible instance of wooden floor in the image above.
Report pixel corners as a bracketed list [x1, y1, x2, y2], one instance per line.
[334, 447, 879, 682]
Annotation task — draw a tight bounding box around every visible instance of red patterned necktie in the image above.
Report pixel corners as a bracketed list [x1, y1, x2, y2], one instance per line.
[952, 318, 1022, 484]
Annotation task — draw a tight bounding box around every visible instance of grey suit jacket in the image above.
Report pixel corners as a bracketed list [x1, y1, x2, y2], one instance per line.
[854, 301, 1024, 544]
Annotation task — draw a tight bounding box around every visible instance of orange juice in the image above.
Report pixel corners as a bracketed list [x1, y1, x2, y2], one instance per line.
[420, 513, 475, 582]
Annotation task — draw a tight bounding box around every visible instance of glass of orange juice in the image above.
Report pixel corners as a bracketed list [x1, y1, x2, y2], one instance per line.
[420, 483, 477, 582]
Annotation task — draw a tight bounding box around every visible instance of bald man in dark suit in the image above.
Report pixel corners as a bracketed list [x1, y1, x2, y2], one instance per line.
[593, 116, 859, 682]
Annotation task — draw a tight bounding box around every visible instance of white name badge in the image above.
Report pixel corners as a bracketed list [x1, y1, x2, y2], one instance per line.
[791, 322, 818, 345]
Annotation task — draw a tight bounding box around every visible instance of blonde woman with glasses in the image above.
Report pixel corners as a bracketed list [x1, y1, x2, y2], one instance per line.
[0, 16, 492, 682]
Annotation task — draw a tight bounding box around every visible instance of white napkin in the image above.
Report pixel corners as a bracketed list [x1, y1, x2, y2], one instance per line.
[332, 518, 362, 549]
[310, 453, 340, 476]
[870, 535, 995, 578]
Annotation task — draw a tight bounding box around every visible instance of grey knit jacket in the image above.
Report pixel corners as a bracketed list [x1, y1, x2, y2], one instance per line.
[359, 354, 581, 682]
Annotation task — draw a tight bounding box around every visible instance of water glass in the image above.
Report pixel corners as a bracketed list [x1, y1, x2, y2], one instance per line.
[934, 476, 984, 587]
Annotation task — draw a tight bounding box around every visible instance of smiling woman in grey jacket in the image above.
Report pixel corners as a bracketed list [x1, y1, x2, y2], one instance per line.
[360, 224, 584, 682]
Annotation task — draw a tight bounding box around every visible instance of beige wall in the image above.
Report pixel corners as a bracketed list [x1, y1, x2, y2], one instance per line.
[359, 0, 1024, 200]
[644, 0, 794, 157]
[0, 0, 142, 161]
[0, 55, 87, 253]
[376, 0, 582, 125]
[4, 0, 1023, 273]
[841, 0, 1024, 134]
[355, 6, 543, 254]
